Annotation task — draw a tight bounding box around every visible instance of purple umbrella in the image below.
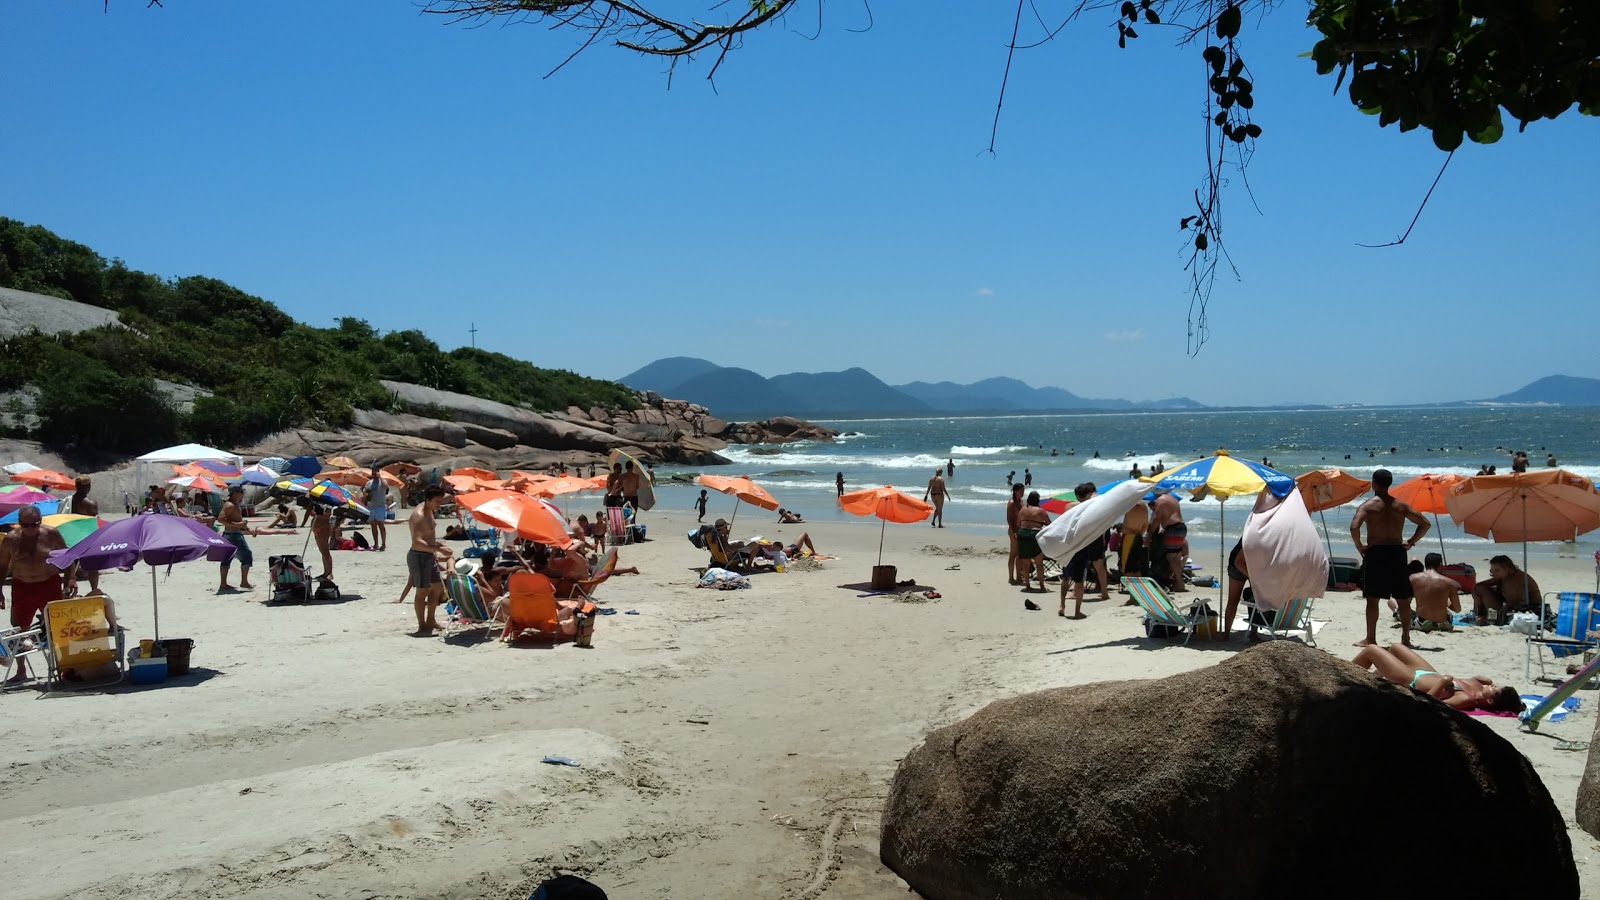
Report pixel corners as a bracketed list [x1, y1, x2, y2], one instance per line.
[0, 487, 60, 516]
[49, 514, 237, 640]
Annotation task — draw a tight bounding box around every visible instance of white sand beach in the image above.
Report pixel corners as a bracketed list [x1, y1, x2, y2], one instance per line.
[6, 498, 1600, 898]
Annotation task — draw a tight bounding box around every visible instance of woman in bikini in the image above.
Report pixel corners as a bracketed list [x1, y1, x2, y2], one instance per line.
[1352, 643, 1524, 713]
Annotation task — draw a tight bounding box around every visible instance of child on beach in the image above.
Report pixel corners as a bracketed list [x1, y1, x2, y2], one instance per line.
[694, 489, 708, 522]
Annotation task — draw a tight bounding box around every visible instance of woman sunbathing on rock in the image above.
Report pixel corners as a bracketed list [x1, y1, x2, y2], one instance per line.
[1352, 643, 1523, 713]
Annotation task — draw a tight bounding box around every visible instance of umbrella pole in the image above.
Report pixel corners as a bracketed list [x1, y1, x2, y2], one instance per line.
[729, 498, 741, 529]
[1318, 509, 1332, 559]
[151, 565, 160, 642]
[1218, 498, 1226, 613]
[1522, 493, 1533, 620]
[1433, 512, 1446, 562]
[878, 517, 887, 568]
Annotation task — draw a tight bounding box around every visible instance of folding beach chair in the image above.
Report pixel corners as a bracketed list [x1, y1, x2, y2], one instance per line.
[606, 506, 633, 546]
[1244, 595, 1318, 646]
[1526, 591, 1600, 682]
[502, 571, 569, 642]
[442, 572, 500, 637]
[704, 529, 751, 573]
[1523, 652, 1600, 732]
[1122, 576, 1208, 645]
[42, 596, 126, 691]
[1, 620, 46, 690]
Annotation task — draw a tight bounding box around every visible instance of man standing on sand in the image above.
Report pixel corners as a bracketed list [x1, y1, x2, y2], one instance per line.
[0, 507, 74, 683]
[407, 486, 452, 635]
[1060, 482, 1110, 619]
[217, 485, 257, 592]
[1148, 488, 1189, 592]
[605, 463, 625, 507]
[1006, 482, 1025, 585]
[1350, 468, 1431, 647]
[70, 475, 101, 594]
[836, 472, 845, 497]
[620, 461, 642, 510]
[924, 469, 950, 528]
[366, 466, 390, 552]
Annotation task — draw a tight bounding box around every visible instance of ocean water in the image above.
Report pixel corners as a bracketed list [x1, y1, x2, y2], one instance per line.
[655, 407, 1600, 564]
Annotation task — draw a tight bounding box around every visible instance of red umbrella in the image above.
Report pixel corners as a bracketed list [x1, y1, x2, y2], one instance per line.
[10, 469, 75, 491]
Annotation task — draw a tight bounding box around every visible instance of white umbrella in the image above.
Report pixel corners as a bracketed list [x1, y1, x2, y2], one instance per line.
[3, 461, 42, 475]
[1240, 488, 1328, 612]
[1037, 479, 1149, 562]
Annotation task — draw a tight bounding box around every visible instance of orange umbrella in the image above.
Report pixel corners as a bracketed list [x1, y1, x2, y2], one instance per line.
[839, 485, 934, 567]
[10, 469, 75, 491]
[445, 474, 494, 493]
[383, 462, 421, 477]
[1391, 472, 1465, 559]
[167, 475, 220, 494]
[1446, 469, 1600, 600]
[455, 490, 571, 548]
[326, 455, 361, 469]
[695, 474, 779, 527]
[1296, 468, 1372, 556]
[321, 468, 404, 489]
[450, 466, 498, 481]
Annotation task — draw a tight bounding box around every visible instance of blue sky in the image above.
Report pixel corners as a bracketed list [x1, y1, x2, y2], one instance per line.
[4, 3, 1596, 407]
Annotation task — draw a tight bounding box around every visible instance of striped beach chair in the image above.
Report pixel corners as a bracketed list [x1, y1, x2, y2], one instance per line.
[1123, 576, 1206, 645]
[1247, 595, 1318, 646]
[1522, 652, 1600, 732]
[441, 573, 498, 637]
[1526, 591, 1600, 682]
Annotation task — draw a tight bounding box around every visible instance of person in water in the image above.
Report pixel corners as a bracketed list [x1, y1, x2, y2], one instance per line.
[1351, 643, 1523, 713]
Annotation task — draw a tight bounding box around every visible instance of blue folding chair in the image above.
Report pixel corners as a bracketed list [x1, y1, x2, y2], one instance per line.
[1526, 591, 1600, 682]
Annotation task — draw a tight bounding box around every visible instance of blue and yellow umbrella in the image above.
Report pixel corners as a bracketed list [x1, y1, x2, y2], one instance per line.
[1142, 449, 1295, 608]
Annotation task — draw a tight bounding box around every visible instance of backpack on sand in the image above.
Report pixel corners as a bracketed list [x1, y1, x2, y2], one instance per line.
[268, 555, 312, 603]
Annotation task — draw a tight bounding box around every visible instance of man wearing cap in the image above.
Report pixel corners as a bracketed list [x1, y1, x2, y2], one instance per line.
[217, 485, 257, 592]
[0, 506, 75, 683]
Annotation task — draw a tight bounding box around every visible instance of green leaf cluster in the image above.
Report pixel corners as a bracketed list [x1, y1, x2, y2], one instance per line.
[0, 218, 636, 453]
[1309, 0, 1599, 151]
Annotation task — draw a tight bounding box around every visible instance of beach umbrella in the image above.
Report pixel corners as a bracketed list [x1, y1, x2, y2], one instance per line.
[456, 489, 572, 548]
[1446, 470, 1600, 616]
[1295, 469, 1372, 556]
[528, 476, 601, 517]
[1390, 473, 1465, 560]
[286, 456, 321, 477]
[306, 480, 358, 509]
[1037, 479, 1149, 562]
[0, 499, 63, 524]
[607, 448, 657, 511]
[450, 466, 498, 481]
[40, 513, 107, 548]
[383, 461, 421, 477]
[2, 462, 42, 475]
[0, 487, 62, 516]
[269, 477, 314, 498]
[695, 474, 779, 527]
[839, 485, 933, 567]
[9, 468, 75, 491]
[1144, 449, 1295, 608]
[326, 455, 361, 469]
[445, 473, 494, 494]
[1038, 490, 1078, 515]
[258, 457, 290, 474]
[48, 515, 237, 641]
[193, 459, 241, 479]
[168, 475, 221, 494]
[231, 465, 281, 488]
[320, 468, 403, 489]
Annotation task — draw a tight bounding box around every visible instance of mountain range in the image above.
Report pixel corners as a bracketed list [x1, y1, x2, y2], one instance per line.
[619, 357, 1204, 418]
[621, 360, 1600, 419]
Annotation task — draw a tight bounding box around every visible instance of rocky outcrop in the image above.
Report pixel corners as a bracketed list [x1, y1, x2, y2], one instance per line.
[1577, 718, 1600, 837]
[722, 415, 837, 445]
[881, 641, 1576, 900]
[381, 380, 629, 454]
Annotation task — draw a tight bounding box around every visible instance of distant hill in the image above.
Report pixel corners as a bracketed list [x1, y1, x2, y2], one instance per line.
[1491, 375, 1600, 406]
[622, 357, 1208, 417]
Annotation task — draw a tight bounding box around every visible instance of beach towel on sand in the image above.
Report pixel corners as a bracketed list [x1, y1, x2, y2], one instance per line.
[698, 568, 750, 590]
[1241, 489, 1328, 611]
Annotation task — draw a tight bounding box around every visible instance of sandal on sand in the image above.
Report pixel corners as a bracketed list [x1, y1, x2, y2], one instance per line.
[1023, 599, 1040, 611]
[1557, 740, 1590, 752]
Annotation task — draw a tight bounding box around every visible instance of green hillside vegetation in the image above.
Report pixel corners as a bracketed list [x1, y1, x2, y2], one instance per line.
[0, 218, 635, 454]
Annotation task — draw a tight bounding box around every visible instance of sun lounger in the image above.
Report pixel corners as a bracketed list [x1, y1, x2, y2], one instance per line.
[1, 621, 45, 690]
[1526, 591, 1600, 682]
[1123, 576, 1208, 645]
[1246, 596, 1317, 646]
[42, 595, 126, 691]
[1522, 652, 1600, 732]
[442, 573, 499, 637]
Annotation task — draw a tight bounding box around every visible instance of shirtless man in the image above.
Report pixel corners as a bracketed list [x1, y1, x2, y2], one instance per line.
[407, 486, 452, 635]
[1148, 488, 1188, 592]
[604, 463, 625, 508]
[69, 475, 101, 594]
[0, 507, 74, 682]
[217, 485, 257, 592]
[1349, 468, 1430, 647]
[1471, 554, 1542, 626]
[1006, 482, 1025, 585]
[1401, 553, 1462, 632]
[924, 469, 950, 528]
[619, 461, 642, 510]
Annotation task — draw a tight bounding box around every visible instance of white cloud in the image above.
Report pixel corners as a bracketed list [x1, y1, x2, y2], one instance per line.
[1105, 328, 1145, 343]
[975, 287, 994, 297]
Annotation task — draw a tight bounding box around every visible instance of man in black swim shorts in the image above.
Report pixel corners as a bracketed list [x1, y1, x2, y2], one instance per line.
[1350, 469, 1430, 648]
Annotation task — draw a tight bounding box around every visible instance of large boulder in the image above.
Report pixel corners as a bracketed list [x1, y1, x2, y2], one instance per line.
[881, 641, 1576, 900]
[1576, 718, 1600, 837]
[380, 381, 628, 453]
[352, 409, 469, 448]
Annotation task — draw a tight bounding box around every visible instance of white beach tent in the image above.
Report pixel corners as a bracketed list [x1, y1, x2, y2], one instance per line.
[133, 443, 244, 499]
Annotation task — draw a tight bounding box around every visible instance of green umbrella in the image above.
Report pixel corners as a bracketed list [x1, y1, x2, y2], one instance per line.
[42, 514, 106, 548]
